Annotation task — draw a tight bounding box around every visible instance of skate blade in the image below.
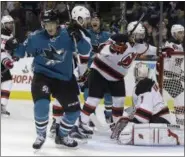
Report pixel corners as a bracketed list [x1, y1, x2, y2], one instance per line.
[1, 114, 10, 118]
[33, 148, 42, 154]
[73, 138, 88, 144]
[55, 144, 79, 150]
[80, 132, 93, 139]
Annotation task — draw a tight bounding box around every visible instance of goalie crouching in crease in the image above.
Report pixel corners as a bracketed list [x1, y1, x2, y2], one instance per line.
[111, 62, 184, 146]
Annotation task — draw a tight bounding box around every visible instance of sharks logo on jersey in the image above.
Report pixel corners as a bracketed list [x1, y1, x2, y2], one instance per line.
[41, 44, 67, 65]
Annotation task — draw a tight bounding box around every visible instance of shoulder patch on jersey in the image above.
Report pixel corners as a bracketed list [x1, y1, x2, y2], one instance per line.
[135, 78, 155, 96]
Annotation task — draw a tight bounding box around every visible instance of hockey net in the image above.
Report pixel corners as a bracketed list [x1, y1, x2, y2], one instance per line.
[158, 52, 184, 126]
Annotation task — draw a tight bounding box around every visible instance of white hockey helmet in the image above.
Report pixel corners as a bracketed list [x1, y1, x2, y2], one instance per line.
[71, 5, 91, 26]
[134, 62, 150, 81]
[171, 24, 184, 42]
[1, 15, 14, 24]
[1, 15, 15, 33]
[127, 21, 145, 43]
[171, 24, 184, 36]
[127, 21, 145, 35]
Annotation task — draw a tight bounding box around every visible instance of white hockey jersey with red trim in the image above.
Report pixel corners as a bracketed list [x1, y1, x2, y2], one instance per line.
[132, 79, 170, 123]
[164, 41, 184, 52]
[1, 33, 13, 62]
[91, 41, 154, 81]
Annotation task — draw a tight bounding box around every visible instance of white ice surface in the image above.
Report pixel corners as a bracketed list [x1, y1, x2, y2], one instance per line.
[1, 100, 184, 156]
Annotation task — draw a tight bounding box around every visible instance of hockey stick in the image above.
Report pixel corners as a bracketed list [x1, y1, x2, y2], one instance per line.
[65, 3, 82, 71]
[65, 4, 106, 131]
[90, 114, 110, 132]
[120, 2, 127, 33]
[128, 12, 146, 36]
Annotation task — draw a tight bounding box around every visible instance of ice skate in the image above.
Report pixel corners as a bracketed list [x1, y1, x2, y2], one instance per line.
[1, 104, 10, 117]
[69, 125, 88, 144]
[78, 117, 93, 138]
[32, 133, 46, 150]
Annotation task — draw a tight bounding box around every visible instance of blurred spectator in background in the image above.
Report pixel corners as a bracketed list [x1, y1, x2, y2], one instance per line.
[21, 2, 41, 32]
[55, 2, 69, 24]
[110, 15, 121, 34]
[9, 2, 26, 42]
[2, 1, 15, 15]
[43, 1, 57, 11]
[1, 1, 183, 47]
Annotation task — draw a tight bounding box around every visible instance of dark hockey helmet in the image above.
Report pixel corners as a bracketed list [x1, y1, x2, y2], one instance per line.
[110, 34, 128, 54]
[41, 9, 59, 22]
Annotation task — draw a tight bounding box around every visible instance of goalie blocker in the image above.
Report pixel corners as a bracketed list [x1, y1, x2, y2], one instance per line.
[118, 122, 184, 146]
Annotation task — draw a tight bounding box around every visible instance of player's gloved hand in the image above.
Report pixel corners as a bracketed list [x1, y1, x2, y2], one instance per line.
[67, 20, 91, 42]
[77, 68, 91, 83]
[92, 45, 99, 53]
[161, 47, 173, 58]
[12, 56, 20, 62]
[5, 37, 19, 51]
[2, 58, 14, 69]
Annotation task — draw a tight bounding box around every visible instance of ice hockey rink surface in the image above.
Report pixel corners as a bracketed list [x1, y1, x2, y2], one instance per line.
[1, 100, 184, 156]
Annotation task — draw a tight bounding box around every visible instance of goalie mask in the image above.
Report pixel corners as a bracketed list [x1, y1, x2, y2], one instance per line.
[134, 62, 150, 81]
[127, 21, 145, 43]
[71, 6, 91, 28]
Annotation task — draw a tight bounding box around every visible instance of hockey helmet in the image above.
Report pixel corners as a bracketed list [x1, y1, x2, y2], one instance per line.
[71, 6, 91, 27]
[1, 15, 15, 33]
[127, 21, 145, 43]
[110, 34, 128, 54]
[41, 9, 59, 22]
[171, 24, 184, 42]
[134, 62, 150, 81]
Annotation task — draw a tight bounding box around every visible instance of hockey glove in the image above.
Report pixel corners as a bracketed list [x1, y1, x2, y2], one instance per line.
[12, 56, 20, 62]
[2, 58, 14, 69]
[161, 47, 173, 58]
[67, 20, 91, 42]
[5, 37, 19, 51]
[92, 45, 99, 53]
[77, 68, 91, 83]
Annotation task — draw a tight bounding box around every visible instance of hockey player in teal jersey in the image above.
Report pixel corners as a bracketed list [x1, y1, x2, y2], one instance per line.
[12, 9, 92, 149]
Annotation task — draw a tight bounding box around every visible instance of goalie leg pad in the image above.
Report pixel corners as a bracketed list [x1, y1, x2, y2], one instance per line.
[118, 123, 184, 146]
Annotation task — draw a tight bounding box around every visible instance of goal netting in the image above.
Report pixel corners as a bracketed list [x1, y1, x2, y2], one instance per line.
[159, 52, 184, 126]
